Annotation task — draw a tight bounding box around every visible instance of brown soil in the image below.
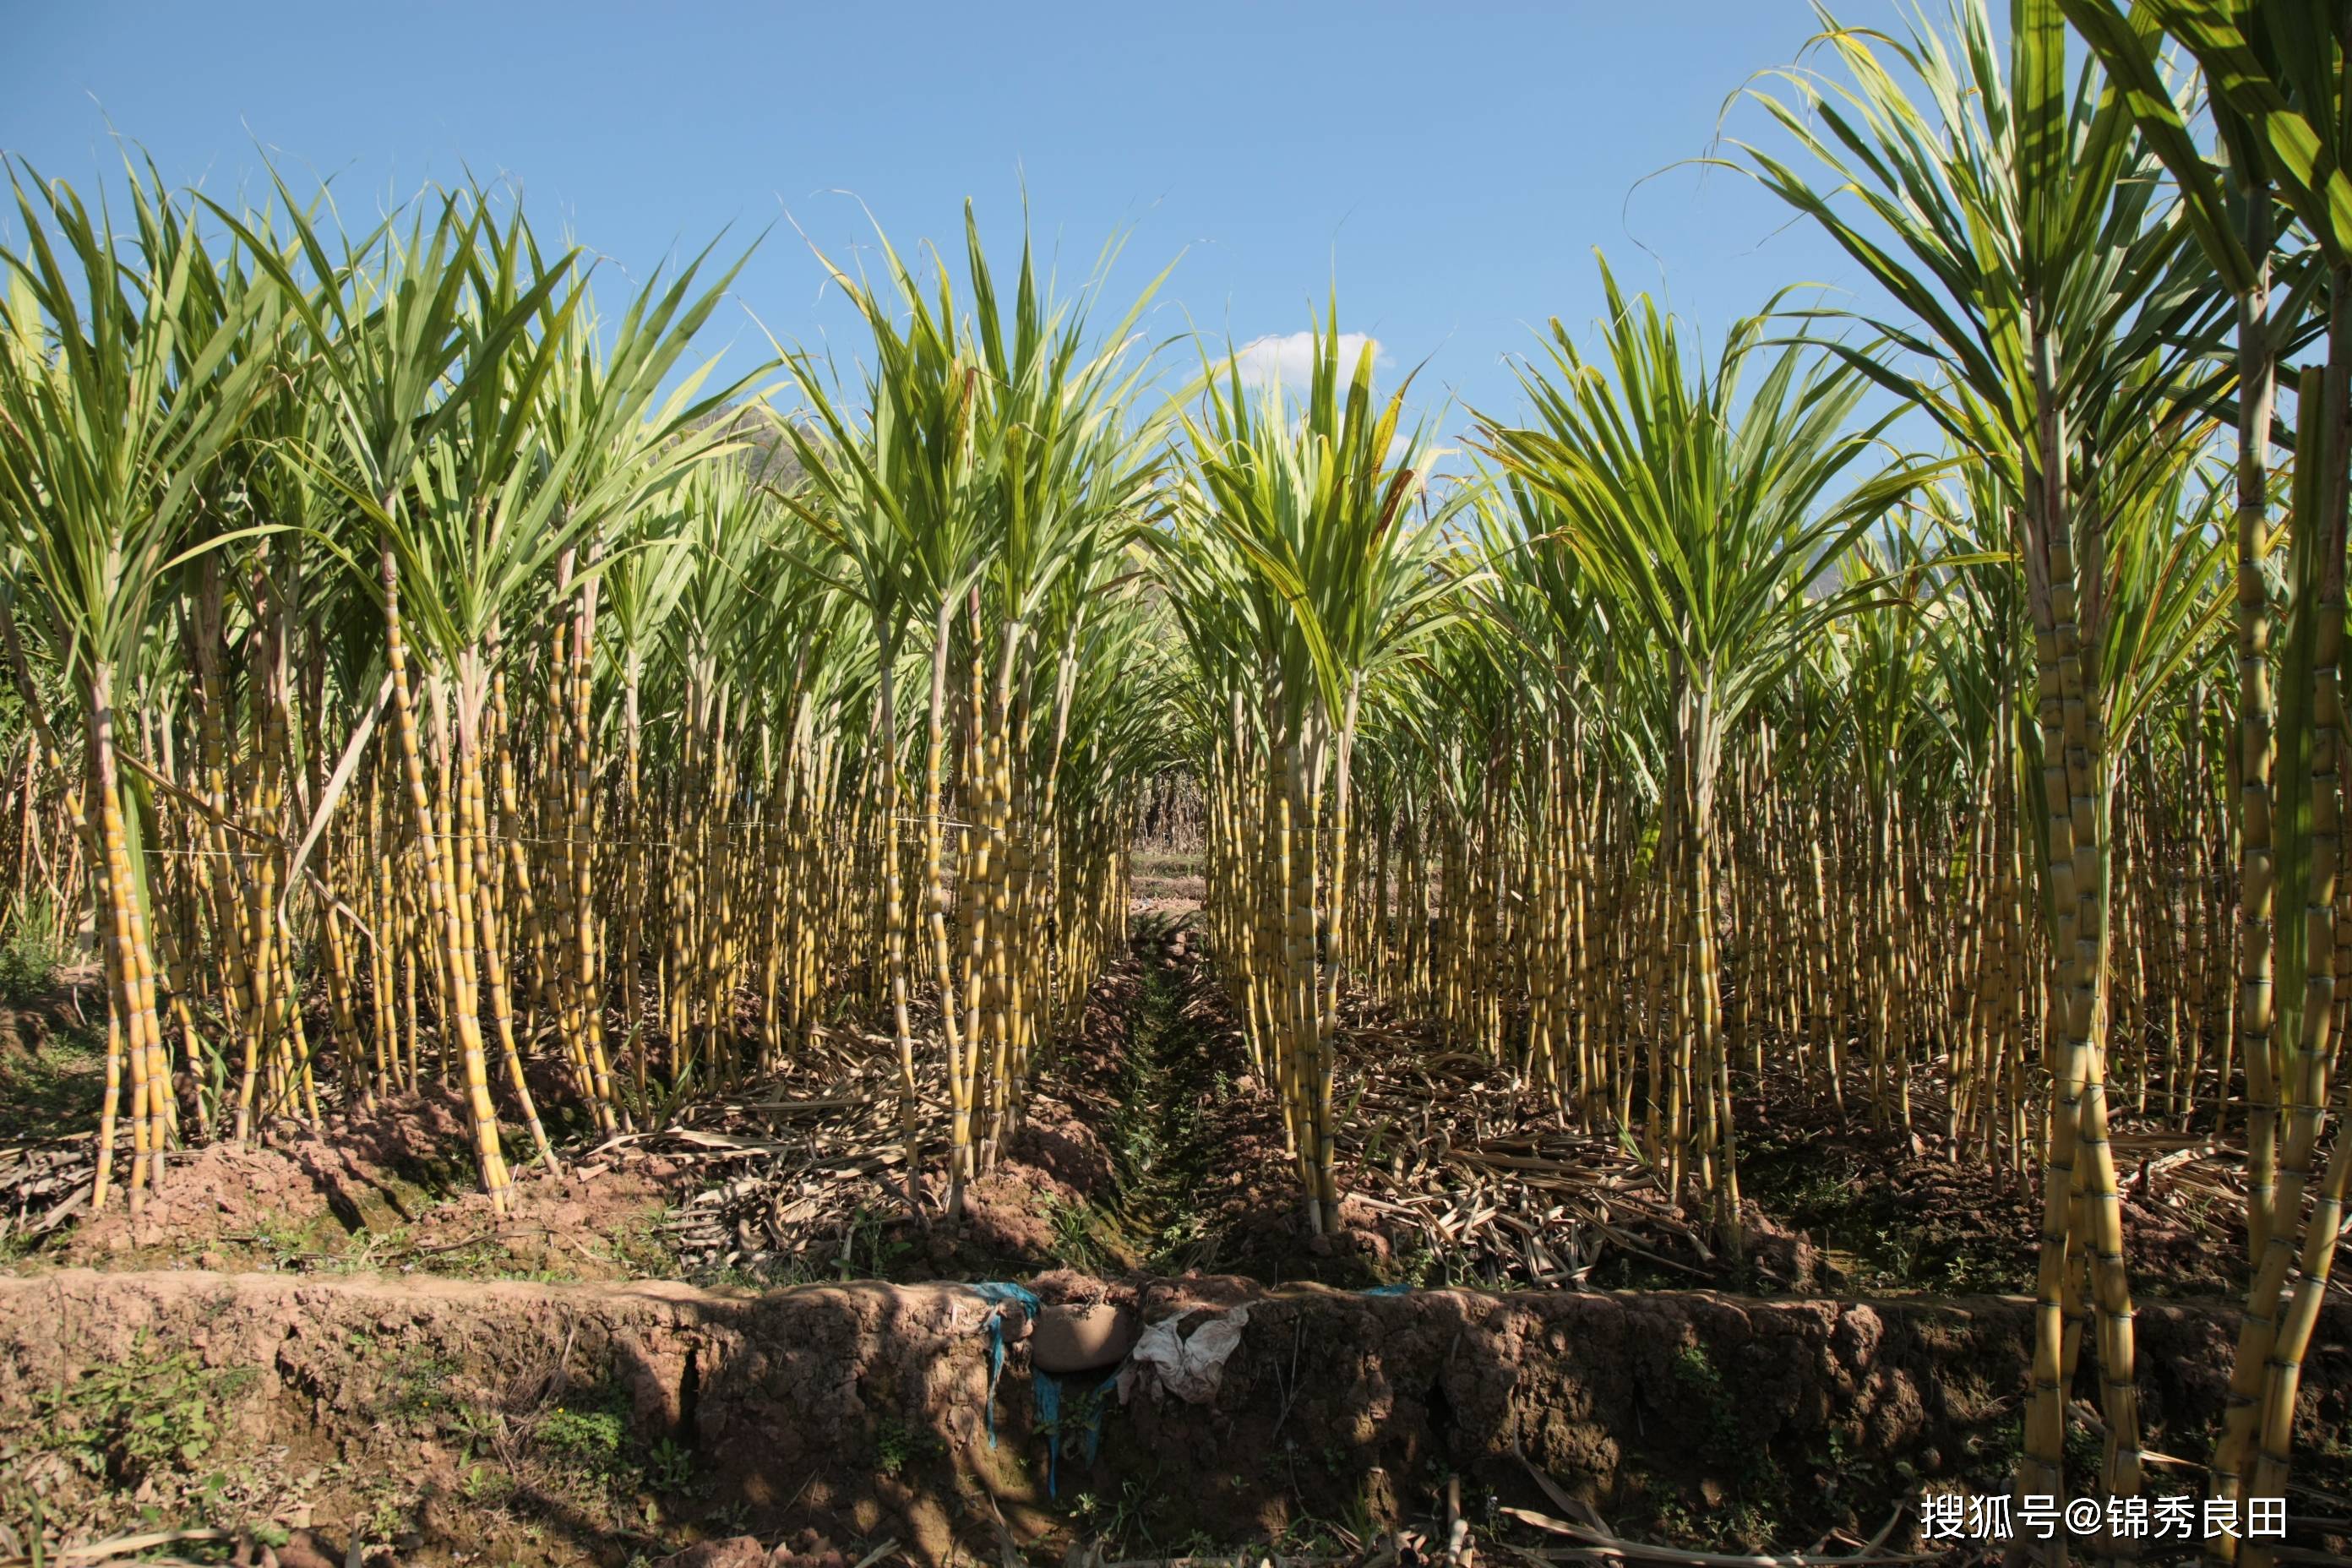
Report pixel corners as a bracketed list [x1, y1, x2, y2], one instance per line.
[1733, 1091, 2254, 1298]
[0, 964, 101, 1060]
[10, 921, 2290, 1309]
[640, 929, 1320, 1289]
[1126, 847, 1205, 919]
[67, 1141, 334, 1256]
[5, 926, 2351, 1565]
[0, 1268, 2344, 1568]
[62, 1087, 679, 1282]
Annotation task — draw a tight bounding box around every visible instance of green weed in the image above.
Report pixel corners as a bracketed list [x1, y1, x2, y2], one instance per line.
[34, 1331, 256, 1487]
[874, 1416, 915, 1477]
[645, 1435, 697, 1493]
[539, 1403, 629, 1471]
[0, 890, 72, 1003]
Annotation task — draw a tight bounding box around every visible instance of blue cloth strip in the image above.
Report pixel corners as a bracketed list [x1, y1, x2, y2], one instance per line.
[1032, 1367, 1122, 1497]
[966, 1282, 1043, 1447]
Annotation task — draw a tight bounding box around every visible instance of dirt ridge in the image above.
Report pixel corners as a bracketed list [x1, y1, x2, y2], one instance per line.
[3, 1266, 2346, 1565]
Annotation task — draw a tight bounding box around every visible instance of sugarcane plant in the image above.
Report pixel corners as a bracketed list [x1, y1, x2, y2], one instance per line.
[3, 8, 2352, 1535]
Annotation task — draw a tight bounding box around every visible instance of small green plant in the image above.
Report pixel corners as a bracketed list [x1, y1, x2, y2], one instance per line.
[460, 1462, 516, 1505]
[539, 1404, 628, 1471]
[823, 1203, 915, 1282]
[1044, 1197, 1113, 1275]
[0, 890, 70, 1003]
[2061, 1413, 2104, 1494]
[450, 1401, 511, 1459]
[35, 1331, 255, 1486]
[1667, 1344, 1743, 1466]
[1069, 1480, 1154, 1549]
[645, 1436, 696, 1492]
[378, 1350, 460, 1424]
[343, 1472, 413, 1541]
[1392, 1244, 1437, 1288]
[1036, 1379, 1114, 1456]
[604, 1215, 674, 1278]
[875, 1416, 914, 1477]
[231, 1212, 328, 1270]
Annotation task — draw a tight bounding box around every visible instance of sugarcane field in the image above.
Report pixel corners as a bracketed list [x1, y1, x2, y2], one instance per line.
[5, 3, 2352, 1565]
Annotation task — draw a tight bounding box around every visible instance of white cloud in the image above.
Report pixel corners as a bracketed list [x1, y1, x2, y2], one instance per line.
[1229, 330, 1386, 395]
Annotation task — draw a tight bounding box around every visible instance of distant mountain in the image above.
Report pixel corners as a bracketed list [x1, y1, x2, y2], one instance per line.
[691, 402, 807, 490]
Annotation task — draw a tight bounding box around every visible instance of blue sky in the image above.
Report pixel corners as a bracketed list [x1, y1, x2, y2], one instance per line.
[5, 2, 1904, 440]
